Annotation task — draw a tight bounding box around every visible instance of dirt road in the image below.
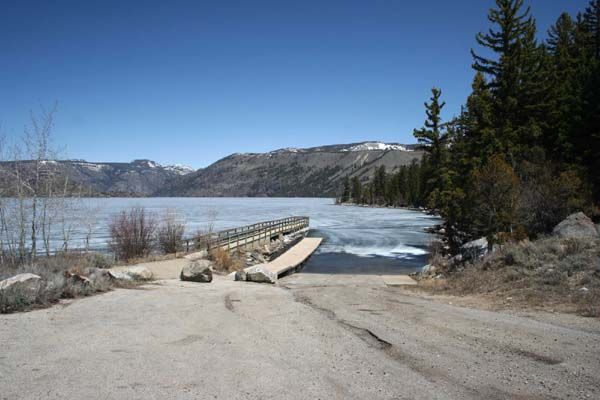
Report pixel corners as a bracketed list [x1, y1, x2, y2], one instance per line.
[1, 273, 599, 399]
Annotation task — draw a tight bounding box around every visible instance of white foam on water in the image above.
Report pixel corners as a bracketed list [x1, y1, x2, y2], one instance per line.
[321, 243, 427, 258]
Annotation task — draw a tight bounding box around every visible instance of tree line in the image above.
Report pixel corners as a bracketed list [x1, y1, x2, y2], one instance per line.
[339, 161, 427, 208]
[340, 0, 600, 252]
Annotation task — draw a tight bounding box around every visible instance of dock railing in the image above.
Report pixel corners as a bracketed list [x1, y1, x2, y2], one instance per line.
[182, 216, 309, 253]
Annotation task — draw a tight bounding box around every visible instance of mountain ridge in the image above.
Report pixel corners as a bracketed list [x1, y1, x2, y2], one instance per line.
[0, 141, 422, 197]
[157, 141, 422, 197]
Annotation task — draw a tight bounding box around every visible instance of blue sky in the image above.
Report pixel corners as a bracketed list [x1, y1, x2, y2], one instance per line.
[0, 0, 590, 168]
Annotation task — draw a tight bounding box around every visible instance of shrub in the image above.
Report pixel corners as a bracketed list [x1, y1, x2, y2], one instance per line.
[84, 253, 114, 269]
[210, 248, 244, 272]
[109, 207, 156, 261]
[156, 210, 185, 254]
[427, 240, 447, 269]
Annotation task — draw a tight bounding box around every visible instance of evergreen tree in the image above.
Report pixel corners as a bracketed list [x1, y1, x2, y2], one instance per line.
[407, 159, 422, 206]
[471, 0, 548, 159]
[351, 176, 362, 204]
[413, 88, 449, 209]
[582, 0, 600, 58]
[340, 176, 351, 203]
[546, 12, 579, 162]
[396, 167, 408, 205]
[463, 72, 497, 166]
[373, 166, 387, 205]
[580, 0, 600, 200]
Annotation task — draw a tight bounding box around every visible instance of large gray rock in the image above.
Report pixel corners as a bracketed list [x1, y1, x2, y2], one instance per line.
[460, 237, 489, 261]
[421, 264, 437, 277]
[180, 260, 213, 282]
[244, 265, 277, 284]
[108, 266, 154, 281]
[552, 212, 599, 239]
[0, 273, 42, 302]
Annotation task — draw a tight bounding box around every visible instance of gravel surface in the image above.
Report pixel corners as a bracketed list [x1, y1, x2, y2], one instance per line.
[1, 273, 599, 399]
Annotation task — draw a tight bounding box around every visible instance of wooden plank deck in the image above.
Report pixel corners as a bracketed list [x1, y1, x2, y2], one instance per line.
[182, 216, 309, 253]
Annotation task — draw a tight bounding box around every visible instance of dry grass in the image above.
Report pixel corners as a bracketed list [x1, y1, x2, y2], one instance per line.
[209, 248, 245, 273]
[421, 236, 600, 317]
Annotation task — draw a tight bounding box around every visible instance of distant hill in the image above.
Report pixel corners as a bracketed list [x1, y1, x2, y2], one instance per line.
[0, 159, 196, 196]
[156, 141, 423, 197]
[0, 141, 422, 197]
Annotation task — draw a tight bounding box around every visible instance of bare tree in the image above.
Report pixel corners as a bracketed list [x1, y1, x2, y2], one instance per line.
[23, 103, 59, 260]
[0, 104, 74, 265]
[79, 201, 101, 252]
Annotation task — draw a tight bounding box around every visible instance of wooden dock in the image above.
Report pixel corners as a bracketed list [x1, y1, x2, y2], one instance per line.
[244, 237, 323, 283]
[183, 216, 309, 253]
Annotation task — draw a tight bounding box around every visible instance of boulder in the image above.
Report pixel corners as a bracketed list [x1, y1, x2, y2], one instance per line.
[184, 250, 208, 261]
[0, 273, 42, 302]
[552, 212, 599, 239]
[180, 260, 213, 282]
[460, 237, 489, 261]
[244, 265, 277, 284]
[421, 264, 437, 276]
[108, 266, 154, 281]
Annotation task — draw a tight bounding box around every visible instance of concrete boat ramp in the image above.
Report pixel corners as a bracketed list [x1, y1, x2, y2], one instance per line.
[242, 237, 323, 283]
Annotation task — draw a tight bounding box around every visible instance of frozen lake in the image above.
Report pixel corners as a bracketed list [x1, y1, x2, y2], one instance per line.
[44, 197, 441, 274]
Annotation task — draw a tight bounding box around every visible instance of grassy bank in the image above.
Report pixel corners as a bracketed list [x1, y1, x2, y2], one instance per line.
[419, 237, 600, 317]
[0, 253, 133, 314]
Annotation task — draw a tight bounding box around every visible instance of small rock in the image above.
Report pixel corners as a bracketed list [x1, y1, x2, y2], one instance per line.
[108, 266, 153, 281]
[180, 260, 213, 283]
[579, 287, 589, 293]
[234, 269, 247, 281]
[0, 273, 42, 302]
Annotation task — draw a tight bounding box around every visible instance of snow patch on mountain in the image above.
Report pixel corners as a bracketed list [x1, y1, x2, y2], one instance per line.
[341, 142, 411, 152]
[74, 162, 108, 172]
[163, 164, 195, 175]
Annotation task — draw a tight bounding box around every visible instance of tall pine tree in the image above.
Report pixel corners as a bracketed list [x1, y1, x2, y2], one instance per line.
[471, 0, 548, 161]
[413, 88, 449, 209]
